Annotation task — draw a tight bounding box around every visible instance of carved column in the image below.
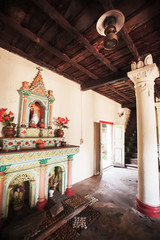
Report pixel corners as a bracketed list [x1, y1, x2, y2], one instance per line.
[61, 170, 65, 194]
[128, 58, 160, 218]
[21, 92, 29, 127]
[0, 165, 10, 220]
[0, 172, 4, 219]
[48, 91, 54, 129]
[29, 180, 35, 208]
[66, 155, 74, 196]
[48, 101, 53, 129]
[36, 159, 47, 210]
[155, 102, 160, 156]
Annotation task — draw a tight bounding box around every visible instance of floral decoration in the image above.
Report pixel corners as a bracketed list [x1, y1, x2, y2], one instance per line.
[0, 108, 15, 127]
[54, 117, 69, 130]
[49, 174, 59, 190]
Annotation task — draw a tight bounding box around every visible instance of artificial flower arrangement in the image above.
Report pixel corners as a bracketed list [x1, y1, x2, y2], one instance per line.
[0, 108, 15, 127]
[54, 117, 69, 130]
[49, 174, 59, 190]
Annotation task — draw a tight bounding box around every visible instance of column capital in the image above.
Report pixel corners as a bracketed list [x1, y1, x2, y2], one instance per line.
[20, 90, 30, 96]
[128, 64, 159, 97]
[49, 98, 55, 103]
[127, 63, 159, 85]
[39, 158, 50, 165]
[67, 154, 74, 160]
[0, 165, 11, 172]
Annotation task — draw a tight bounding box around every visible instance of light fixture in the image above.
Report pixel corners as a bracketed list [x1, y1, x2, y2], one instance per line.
[96, 9, 125, 50]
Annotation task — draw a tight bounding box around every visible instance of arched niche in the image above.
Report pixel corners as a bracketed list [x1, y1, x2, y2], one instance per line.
[5, 172, 36, 218]
[48, 165, 65, 195]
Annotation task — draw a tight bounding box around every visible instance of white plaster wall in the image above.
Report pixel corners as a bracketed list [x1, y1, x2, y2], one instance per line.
[0, 48, 128, 184]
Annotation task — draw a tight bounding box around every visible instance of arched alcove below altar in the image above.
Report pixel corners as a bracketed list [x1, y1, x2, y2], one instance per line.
[5, 172, 36, 218]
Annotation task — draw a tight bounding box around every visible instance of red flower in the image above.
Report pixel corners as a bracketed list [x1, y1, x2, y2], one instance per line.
[44, 141, 46, 143]
[54, 116, 69, 129]
[9, 111, 13, 116]
[64, 117, 69, 124]
[0, 108, 14, 126]
[0, 117, 4, 122]
[25, 141, 29, 145]
[54, 140, 57, 143]
[4, 116, 9, 120]
[1, 108, 7, 112]
[49, 140, 52, 143]
[8, 142, 13, 145]
[33, 140, 36, 144]
[59, 141, 61, 143]
[17, 141, 21, 145]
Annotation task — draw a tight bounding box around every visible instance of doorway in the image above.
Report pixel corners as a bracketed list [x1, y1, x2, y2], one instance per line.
[94, 121, 125, 175]
[94, 121, 113, 175]
[100, 122, 113, 170]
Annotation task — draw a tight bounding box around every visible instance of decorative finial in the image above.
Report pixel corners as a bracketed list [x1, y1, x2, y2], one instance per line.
[144, 54, 153, 66]
[36, 66, 43, 72]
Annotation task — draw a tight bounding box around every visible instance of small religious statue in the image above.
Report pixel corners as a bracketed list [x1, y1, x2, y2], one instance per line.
[29, 113, 39, 128]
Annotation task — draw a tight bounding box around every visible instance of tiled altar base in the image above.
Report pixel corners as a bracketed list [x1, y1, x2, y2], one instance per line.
[73, 167, 160, 240]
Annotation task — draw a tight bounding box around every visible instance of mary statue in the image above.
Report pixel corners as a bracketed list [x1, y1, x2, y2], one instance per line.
[30, 113, 39, 126]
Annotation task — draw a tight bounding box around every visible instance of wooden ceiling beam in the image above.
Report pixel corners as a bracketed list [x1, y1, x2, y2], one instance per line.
[106, 85, 134, 103]
[25, 19, 53, 54]
[32, 0, 117, 72]
[99, 0, 140, 61]
[0, 39, 80, 83]
[126, 79, 135, 90]
[120, 27, 140, 62]
[14, 7, 35, 48]
[95, 90, 123, 105]
[0, 12, 98, 80]
[121, 102, 136, 109]
[81, 71, 128, 90]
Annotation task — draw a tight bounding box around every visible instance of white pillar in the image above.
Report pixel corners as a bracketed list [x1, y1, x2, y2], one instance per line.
[128, 57, 160, 218]
[155, 102, 160, 155]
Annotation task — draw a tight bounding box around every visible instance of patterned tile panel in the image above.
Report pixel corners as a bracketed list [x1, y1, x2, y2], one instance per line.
[0, 147, 79, 165]
[17, 127, 55, 138]
[0, 137, 64, 150]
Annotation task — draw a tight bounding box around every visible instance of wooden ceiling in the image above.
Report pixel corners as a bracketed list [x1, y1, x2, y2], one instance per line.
[0, 0, 160, 108]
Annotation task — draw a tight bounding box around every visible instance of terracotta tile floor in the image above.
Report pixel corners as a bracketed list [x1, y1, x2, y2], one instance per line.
[73, 167, 160, 240]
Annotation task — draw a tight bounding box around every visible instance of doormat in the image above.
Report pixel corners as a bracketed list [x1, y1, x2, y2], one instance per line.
[47, 223, 80, 240]
[63, 194, 87, 210]
[68, 205, 100, 234]
[24, 195, 100, 240]
[47, 206, 100, 240]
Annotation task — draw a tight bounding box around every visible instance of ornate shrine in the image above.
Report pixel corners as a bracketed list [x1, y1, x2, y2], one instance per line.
[0, 69, 79, 219]
[17, 67, 55, 137]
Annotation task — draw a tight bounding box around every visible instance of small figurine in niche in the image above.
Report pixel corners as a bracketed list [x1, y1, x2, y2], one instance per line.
[29, 113, 39, 128]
